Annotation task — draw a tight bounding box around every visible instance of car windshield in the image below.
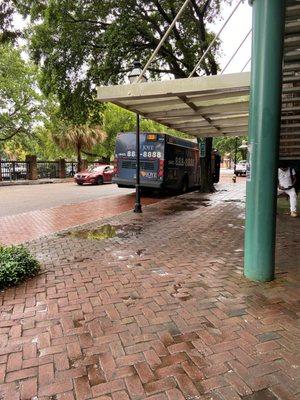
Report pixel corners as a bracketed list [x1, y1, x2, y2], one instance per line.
[87, 165, 105, 173]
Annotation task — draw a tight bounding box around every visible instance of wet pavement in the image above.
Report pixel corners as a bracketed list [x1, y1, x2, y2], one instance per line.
[0, 183, 134, 217]
[0, 193, 162, 246]
[0, 178, 299, 399]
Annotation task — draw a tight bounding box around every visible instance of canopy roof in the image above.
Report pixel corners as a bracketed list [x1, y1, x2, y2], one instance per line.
[96, 1, 300, 160]
[97, 72, 250, 138]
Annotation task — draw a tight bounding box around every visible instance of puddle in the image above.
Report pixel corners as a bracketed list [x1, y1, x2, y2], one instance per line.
[161, 199, 211, 214]
[117, 224, 143, 238]
[60, 224, 117, 240]
[111, 250, 135, 261]
[151, 268, 169, 276]
[60, 223, 143, 241]
[224, 199, 245, 203]
[227, 223, 241, 229]
[186, 197, 211, 204]
[126, 262, 144, 270]
[234, 248, 244, 253]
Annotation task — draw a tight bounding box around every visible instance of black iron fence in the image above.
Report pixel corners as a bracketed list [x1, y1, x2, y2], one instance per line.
[0, 160, 79, 181]
[0, 161, 29, 181]
[0, 160, 111, 181]
[36, 161, 60, 179]
[65, 161, 78, 177]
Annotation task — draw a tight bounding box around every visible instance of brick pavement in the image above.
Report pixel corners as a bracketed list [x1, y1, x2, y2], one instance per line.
[0, 193, 161, 246]
[0, 180, 299, 400]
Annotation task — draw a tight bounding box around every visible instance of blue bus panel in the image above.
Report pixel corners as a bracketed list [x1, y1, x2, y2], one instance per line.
[113, 132, 200, 191]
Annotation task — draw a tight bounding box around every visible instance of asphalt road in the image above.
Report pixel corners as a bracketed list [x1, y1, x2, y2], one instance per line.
[0, 182, 134, 217]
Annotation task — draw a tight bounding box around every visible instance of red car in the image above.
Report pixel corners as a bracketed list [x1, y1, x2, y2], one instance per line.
[74, 164, 115, 185]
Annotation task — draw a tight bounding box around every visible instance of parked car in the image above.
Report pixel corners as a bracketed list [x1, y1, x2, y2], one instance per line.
[74, 164, 115, 185]
[234, 160, 247, 176]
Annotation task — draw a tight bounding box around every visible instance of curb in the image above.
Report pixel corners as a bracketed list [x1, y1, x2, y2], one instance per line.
[0, 178, 74, 187]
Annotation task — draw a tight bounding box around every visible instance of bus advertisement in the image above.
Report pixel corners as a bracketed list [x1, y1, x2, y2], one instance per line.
[113, 132, 202, 192]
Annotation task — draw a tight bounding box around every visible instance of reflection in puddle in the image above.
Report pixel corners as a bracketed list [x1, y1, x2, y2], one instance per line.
[60, 223, 143, 241]
[67, 225, 117, 240]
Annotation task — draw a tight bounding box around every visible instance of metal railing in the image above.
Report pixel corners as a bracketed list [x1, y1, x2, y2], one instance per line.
[0, 161, 29, 181]
[36, 161, 60, 179]
[65, 162, 78, 177]
[0, 160, 101, 180]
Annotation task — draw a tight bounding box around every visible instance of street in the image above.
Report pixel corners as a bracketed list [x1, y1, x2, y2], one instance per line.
[0, 182, 134, 217]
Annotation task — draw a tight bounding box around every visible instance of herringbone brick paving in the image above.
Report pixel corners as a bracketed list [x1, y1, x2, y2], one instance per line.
[0, 193, 161, 246]
[0, 181, 299, 399]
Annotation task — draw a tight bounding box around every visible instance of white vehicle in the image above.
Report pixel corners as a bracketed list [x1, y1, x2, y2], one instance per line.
[234, 160, 247, 176]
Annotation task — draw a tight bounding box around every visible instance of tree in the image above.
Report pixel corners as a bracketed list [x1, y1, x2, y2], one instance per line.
[15, 0, 232, 190]
[16, 0, 230, 120]
[0, 1, 20, 43]
[0, 43, 44, 145]
[53, 124, 107, 171]
[213, 136, 247, 161]
[92, 103, 191, 161]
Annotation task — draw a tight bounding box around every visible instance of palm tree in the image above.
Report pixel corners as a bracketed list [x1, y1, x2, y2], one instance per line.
[53, 124, 107, 171]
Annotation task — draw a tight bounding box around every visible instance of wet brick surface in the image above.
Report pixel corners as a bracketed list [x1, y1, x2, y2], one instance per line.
[0, 180, 299, 399]
[0, 193, 161, 246]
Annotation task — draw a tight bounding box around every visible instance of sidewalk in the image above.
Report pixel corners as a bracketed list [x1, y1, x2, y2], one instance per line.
[0, 178, 73, 187]
[0, 193, 161, 245]
[0, 180, 299, 400]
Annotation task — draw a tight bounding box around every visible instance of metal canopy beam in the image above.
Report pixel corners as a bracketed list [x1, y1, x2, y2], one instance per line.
[96, 51, 299, 145]
[97, 72, 250, 102]
[96, 72, 251, 139]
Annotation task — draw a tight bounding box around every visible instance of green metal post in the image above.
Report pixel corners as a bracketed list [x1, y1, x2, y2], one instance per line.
[244, 0, 285, 281]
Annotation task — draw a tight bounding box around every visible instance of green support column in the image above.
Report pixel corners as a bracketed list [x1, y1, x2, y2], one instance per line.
[244, 0, 285, 281]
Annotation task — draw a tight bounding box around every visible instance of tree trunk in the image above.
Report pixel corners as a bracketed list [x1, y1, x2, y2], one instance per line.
[205, 137, 213, 191]
[198, 137, 214, 193]
[77, 142, 82, 172]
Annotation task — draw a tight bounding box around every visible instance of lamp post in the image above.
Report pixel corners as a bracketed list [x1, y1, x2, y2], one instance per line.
[128, 61, 147, 213]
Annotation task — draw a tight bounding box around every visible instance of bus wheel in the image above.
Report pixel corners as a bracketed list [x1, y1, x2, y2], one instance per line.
[181, 175, 189, 193]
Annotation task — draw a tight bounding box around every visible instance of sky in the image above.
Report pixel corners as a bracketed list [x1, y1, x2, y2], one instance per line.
[214, 1, 253, 74]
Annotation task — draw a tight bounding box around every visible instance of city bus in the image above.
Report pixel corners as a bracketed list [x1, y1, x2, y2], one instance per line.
[113, 132, 201, 192]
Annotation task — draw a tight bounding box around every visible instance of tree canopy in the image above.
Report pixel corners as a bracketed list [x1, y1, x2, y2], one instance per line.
[1, 1, 237, 163]
[53, 123, 107, 170]
[0, 43, 44, 144]
[213, 135, 247, 160]
[16, 0, 230, 121]
[0, 1, 20, 43]
[97, 103, 189, 160]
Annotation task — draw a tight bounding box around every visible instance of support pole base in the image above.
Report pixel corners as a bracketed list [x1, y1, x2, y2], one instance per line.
[134, 204, 142, 213]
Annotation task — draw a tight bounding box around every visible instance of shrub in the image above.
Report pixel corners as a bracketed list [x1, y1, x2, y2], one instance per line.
[0, 245, 40, 290]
